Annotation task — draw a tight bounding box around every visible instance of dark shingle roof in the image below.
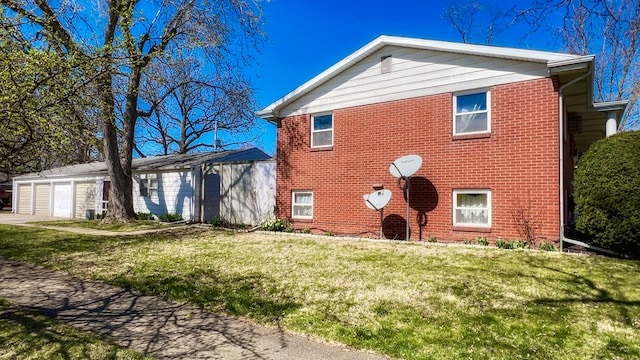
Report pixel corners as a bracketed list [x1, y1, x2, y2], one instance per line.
[14, 148, 272, 180]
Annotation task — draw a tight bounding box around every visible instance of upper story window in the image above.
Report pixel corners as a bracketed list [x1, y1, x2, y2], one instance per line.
[292, 191, 313, 219]
[311, 113, 333, 148]
[453, 189, 491, 228]
[454, 91, 490, 135]
[139, 175, 158, 198]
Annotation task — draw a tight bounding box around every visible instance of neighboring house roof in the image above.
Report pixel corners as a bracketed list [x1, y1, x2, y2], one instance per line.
[13, 148, 272, 180]
[257, 35, 593, 121]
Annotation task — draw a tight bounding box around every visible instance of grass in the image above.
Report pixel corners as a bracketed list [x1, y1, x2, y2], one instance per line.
[28, 219, 177, 232]
[0, 224, 639, 360]
[0, 298, 147, 360]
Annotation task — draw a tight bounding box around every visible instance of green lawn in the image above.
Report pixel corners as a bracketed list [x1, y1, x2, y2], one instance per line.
[0, 224, 639, 360]
[0, 299, 147, 359]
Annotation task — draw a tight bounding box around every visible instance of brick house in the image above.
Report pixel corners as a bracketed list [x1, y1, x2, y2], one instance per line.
[258, 35, 627, 244]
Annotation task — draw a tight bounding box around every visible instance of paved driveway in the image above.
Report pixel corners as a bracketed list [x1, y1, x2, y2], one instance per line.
[0, 212, 69, 225]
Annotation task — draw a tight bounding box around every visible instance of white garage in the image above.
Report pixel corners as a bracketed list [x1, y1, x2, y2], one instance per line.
[12, 148, 275, 224]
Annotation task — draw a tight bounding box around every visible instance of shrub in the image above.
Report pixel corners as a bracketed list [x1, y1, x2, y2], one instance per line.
[573, 131, 640, 258]
[509, 240, 528, 250]
[210, 216, 226, 227]
[426, 235, 438, 243]
[136, 212, 154, 220]
[495, 238, 509, 249]
[260, 218, 289, 232]
[463, 239, 473, 245]
[325, 231, 335, 236]
[300, 228, 312, 234]
[539, 242, 557, 252]
[476, 236, 490, 246]
[158, 213, 183, 222]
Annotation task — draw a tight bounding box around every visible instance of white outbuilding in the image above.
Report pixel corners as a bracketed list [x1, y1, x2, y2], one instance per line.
[12, 148, 275, 225]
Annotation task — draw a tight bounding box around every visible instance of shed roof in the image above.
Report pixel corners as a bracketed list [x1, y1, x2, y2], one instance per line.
[14, 148, 271, 180]
[257, 35, 592, 121]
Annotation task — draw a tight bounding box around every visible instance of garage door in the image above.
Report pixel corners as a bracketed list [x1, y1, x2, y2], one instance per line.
[17, 184, 32, 215]
[34, 183, 51, 215]
[52, 183, 72, 218]
[74, 181, 96, 219]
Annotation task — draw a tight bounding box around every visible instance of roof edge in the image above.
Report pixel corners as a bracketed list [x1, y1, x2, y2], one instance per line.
[257, 35, 587, 119]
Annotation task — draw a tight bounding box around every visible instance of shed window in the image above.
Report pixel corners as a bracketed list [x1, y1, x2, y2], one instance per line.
[140, 176, 158, 198]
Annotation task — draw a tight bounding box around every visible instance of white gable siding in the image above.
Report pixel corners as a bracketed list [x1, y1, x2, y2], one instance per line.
[133, 171, 194, 221]
[218, 161, 276, 225]
[279, 46, 550, 117]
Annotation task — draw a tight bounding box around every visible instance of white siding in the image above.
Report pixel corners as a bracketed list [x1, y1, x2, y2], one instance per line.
[34, 183, 51, 216]
[219, 161, 276, 225]
[17, 184, 32, 215]
[74, 181, 96, 219]
[280, 46, 550, 117]
[133, 171, 194, 221]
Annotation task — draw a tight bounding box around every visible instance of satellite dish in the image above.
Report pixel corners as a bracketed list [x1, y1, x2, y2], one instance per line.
[389, 155, 422, 178]
[389, 154, 423, 241]
[363, 189, 392, 239]
[363, 189, 392, 211]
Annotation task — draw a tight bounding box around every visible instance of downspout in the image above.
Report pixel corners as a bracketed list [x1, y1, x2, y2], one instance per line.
[558, 73, 588, 252]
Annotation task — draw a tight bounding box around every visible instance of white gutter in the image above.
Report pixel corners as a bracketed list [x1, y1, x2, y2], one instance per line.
[558, 73, 589, 252]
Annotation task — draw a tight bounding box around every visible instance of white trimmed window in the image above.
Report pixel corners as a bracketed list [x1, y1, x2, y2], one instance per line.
[311, 113, 333, 147]
[292, 191, 313, 219]
[454, 91, 490, 135]
[453, 189, 491, 227]
[139, 175, 159, 198]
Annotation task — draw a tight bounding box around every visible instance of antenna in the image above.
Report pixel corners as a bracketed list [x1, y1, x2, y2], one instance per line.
[363, 188, 392, 239]
[389, 155, 422, 240]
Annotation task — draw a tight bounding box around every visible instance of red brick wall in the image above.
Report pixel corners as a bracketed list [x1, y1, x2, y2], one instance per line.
[276, 78, 560, 243]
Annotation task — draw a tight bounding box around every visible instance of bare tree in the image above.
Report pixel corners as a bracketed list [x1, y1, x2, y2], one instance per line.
[138, 55, 257, 156]
[442, 0, 640, 128]
[513, 0, 640, 128]
[441, 1, 513, 44]
[1, 0, 264, 222]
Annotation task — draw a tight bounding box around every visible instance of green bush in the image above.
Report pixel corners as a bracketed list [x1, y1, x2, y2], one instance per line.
[509, 240, 528, 250]
[573, 131, 640, 258]
[260, 218, 289, 232]
[136, 212, 154, 220]
[476, 236, 489, 246]
[495, 238, 509, 249]
[158, 213, 183, 222]
[210, 216, 226, 227]
[426, 235, 438, 243]
[539, 242, 557, 252]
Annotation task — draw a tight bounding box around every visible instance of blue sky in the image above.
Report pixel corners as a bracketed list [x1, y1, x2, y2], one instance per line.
[247, 0, 558, 155]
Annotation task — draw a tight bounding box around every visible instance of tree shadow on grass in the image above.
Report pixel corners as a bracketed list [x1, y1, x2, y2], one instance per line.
[110, 269, 301, 324]
[0, 299, 144, 359]
[0, 258, 302, 359]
